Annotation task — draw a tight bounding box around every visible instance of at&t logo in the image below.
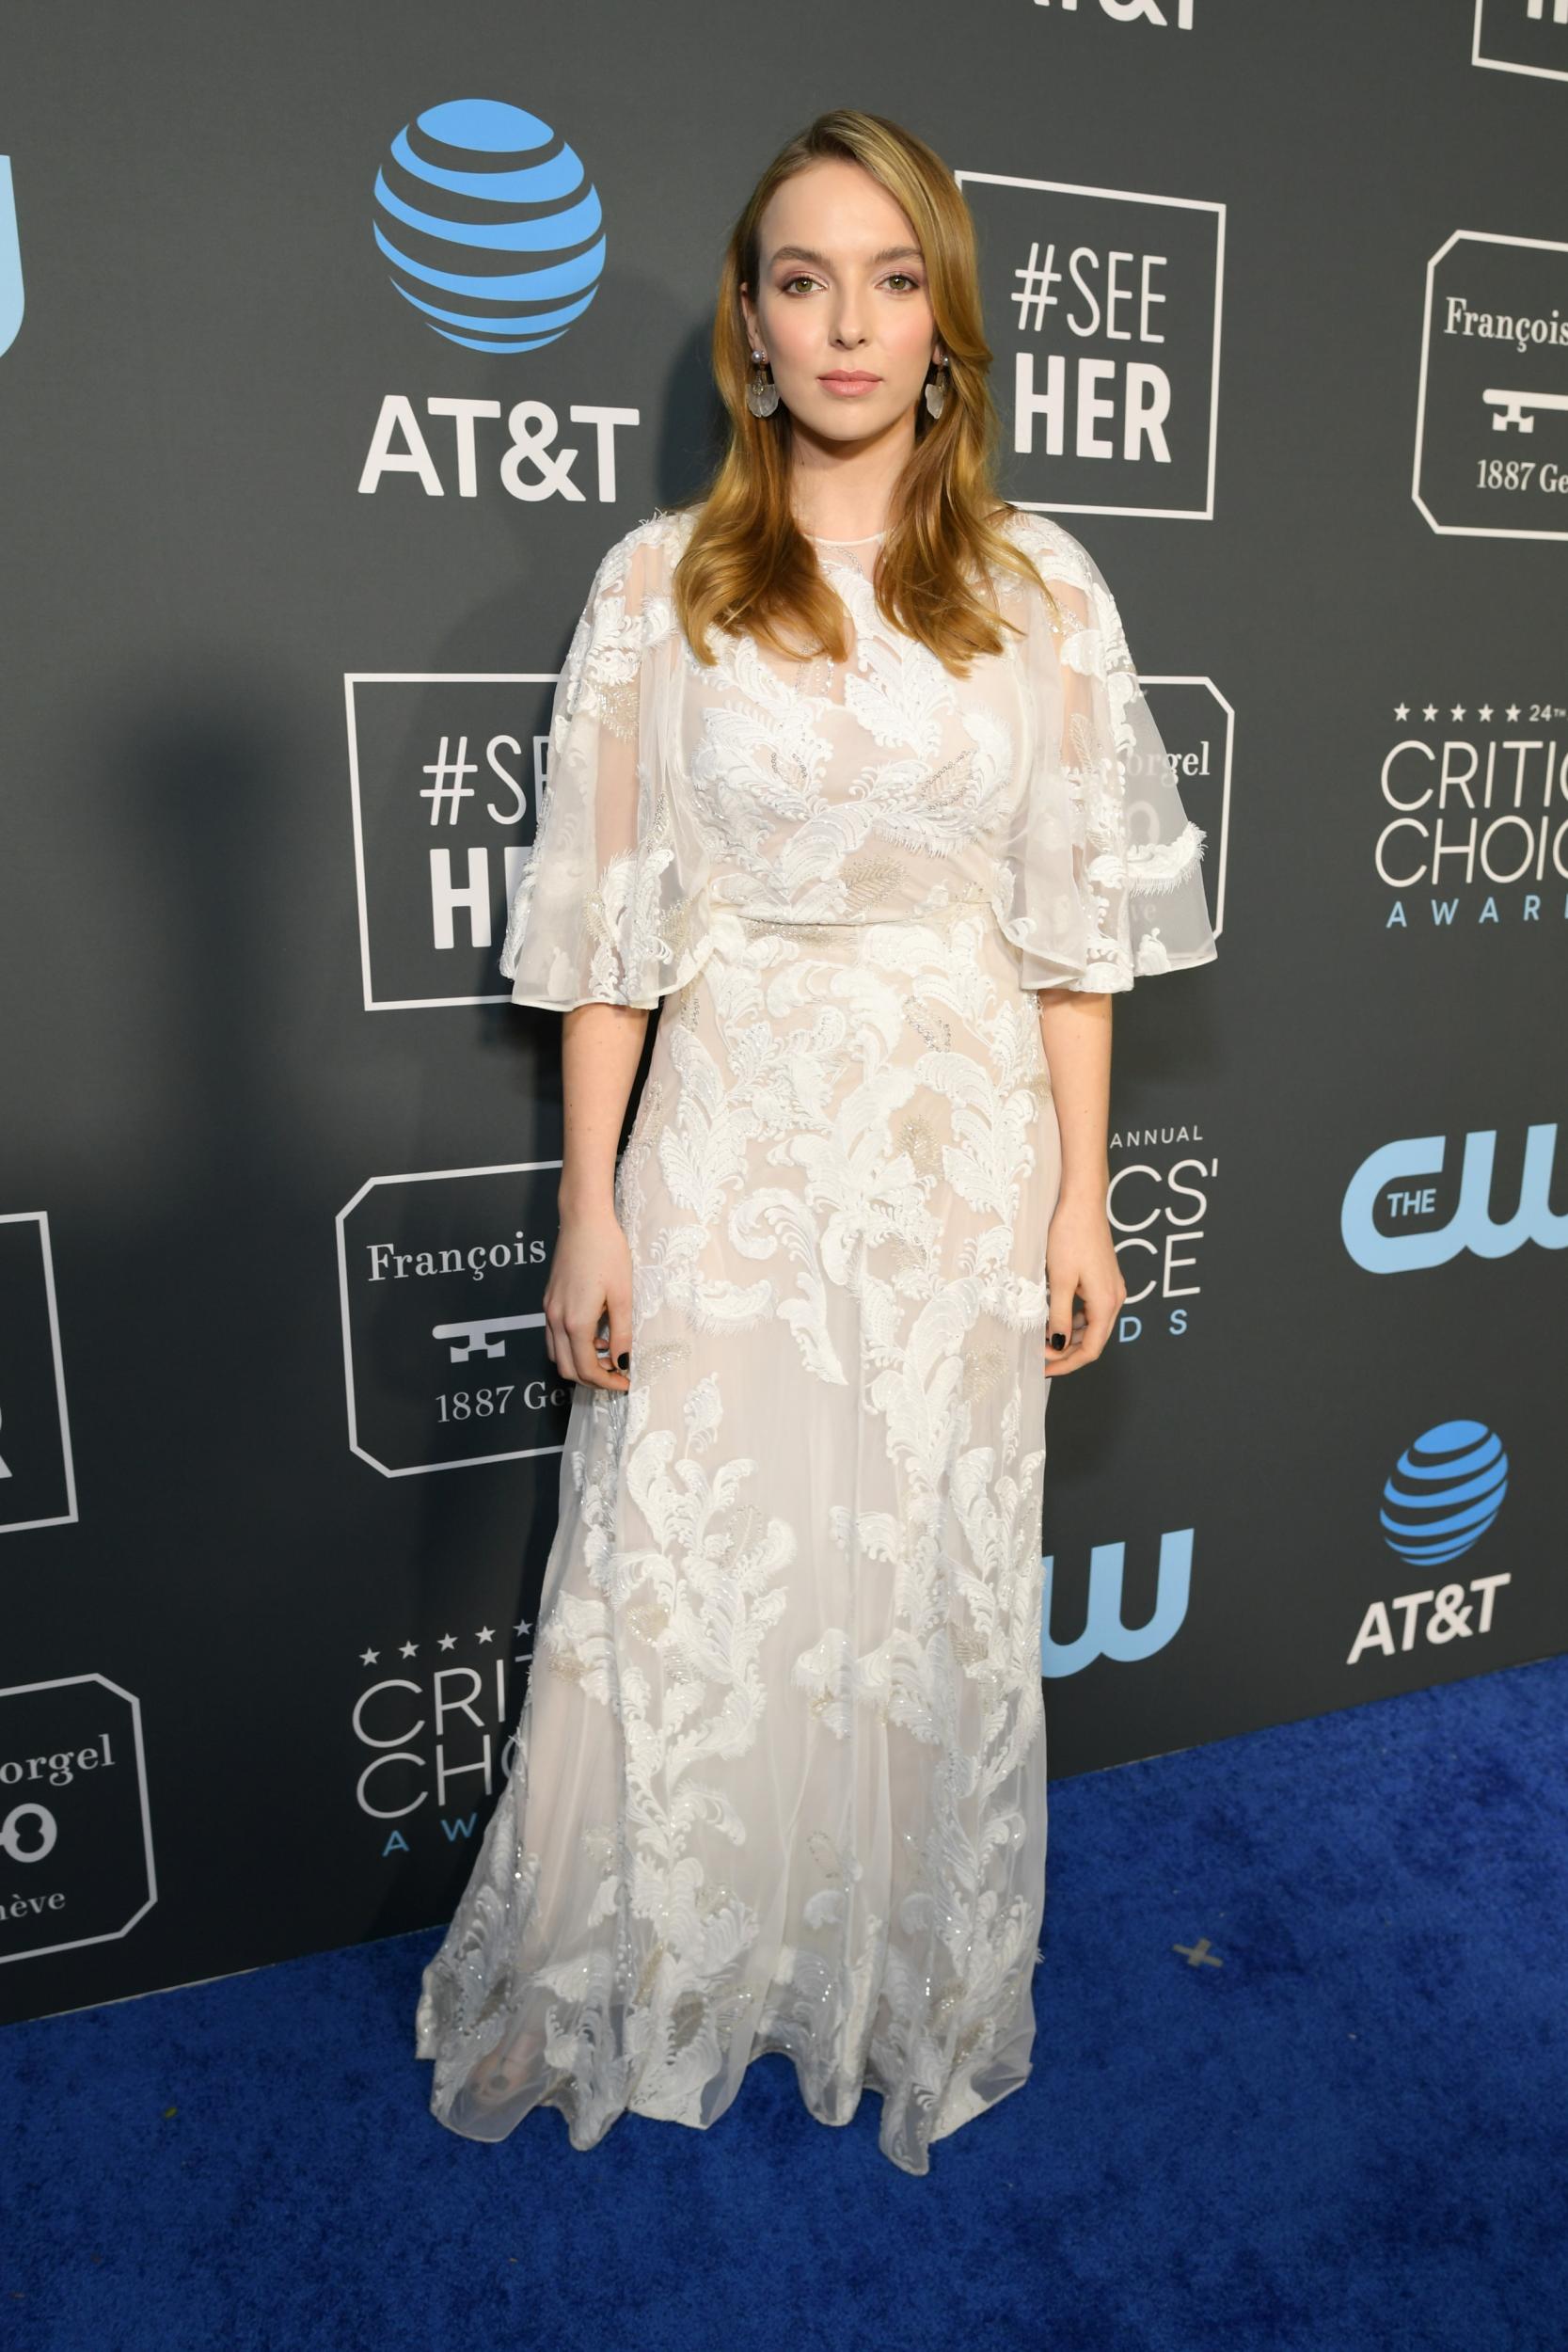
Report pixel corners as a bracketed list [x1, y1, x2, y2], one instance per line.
[1347, 1420, 1512, 1667]
[362, 97, 636, 504]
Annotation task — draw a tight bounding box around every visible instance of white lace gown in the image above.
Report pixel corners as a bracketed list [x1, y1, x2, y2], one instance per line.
[414, 505, 1217, 2175]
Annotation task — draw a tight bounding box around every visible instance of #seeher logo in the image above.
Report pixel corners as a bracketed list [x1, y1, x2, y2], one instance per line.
[372, 97, 605, 354]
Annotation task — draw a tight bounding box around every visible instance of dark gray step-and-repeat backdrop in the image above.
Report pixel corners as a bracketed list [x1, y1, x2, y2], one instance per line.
[3, 2, 1563, 2026]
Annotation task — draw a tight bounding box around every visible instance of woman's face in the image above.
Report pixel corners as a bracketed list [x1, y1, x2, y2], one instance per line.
[740, 158, 942, 449]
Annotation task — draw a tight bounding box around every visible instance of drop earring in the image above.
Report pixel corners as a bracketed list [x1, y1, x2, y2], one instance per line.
[746, 348, 780, 419]
[923, 355, 949, 420]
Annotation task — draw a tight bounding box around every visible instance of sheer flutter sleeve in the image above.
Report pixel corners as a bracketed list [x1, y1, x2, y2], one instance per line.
[990, 516, 1219, 993]
[499, 516, 713, 1009]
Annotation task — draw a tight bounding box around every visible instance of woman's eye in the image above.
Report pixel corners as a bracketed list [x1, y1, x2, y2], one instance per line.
[776, 273, 921, 295]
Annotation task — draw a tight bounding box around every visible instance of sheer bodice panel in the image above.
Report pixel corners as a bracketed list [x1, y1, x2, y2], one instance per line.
[499, 506, 1218, 1008]
[683, 532, 1026, 935]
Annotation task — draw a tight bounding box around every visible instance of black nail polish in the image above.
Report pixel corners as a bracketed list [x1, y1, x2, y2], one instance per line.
[616, 1351, 629, 1371]
[1050, 1331, 1066, 1350]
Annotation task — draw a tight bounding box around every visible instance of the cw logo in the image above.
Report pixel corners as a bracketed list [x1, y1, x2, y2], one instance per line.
[1042, 1530, 1193, 1676]
[0, 158, 22, 361]
[1342, 1124, 1566, 1273]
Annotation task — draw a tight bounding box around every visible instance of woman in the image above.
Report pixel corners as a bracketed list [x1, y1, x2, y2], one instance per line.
[415, 109, 1217, 2177]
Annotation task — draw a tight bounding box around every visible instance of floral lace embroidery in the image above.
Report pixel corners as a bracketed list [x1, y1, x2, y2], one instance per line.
[421, 503, 1215, 2176]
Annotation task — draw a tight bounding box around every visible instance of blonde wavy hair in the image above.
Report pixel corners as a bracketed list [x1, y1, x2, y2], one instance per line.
[671, 109, 1060, 676]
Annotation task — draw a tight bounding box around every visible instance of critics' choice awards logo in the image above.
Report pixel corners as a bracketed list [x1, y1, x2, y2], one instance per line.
[336, 1163, 573, 1477]
[1414, 231, 1568, 538]
[954, 167, 1223, 518]
[1106, 1114, 1218, 1343]
[1341, 1122, 1565, 1273]
[1375, 699, 1568, 940]
[0, 1677, 154, 1964]
[0, 1212, 77, 1535]
[352, 1617, 534, 1851]
[362, 96, 639, 506]
[1473, 0, 1568, 81]
[346, 669, 555, 1009]
[1347, 1419, 1512, 1667]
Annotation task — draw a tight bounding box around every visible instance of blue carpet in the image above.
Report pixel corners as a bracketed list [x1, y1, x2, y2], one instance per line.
[5, 1653, 1565, 2352]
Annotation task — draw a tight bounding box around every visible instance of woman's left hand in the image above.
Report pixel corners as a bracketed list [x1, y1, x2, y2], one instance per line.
[1042, 1195, 1127, 1376]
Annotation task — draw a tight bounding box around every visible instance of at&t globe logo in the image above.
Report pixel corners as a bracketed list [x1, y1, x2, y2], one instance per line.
[1347, 1417, 1513, 1670]
[1380, 1418, 1509, 1567]
[372, 97, 605, 353]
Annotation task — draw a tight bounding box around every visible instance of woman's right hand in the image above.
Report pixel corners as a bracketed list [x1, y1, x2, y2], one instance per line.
[544, 1202, 633, 1391]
